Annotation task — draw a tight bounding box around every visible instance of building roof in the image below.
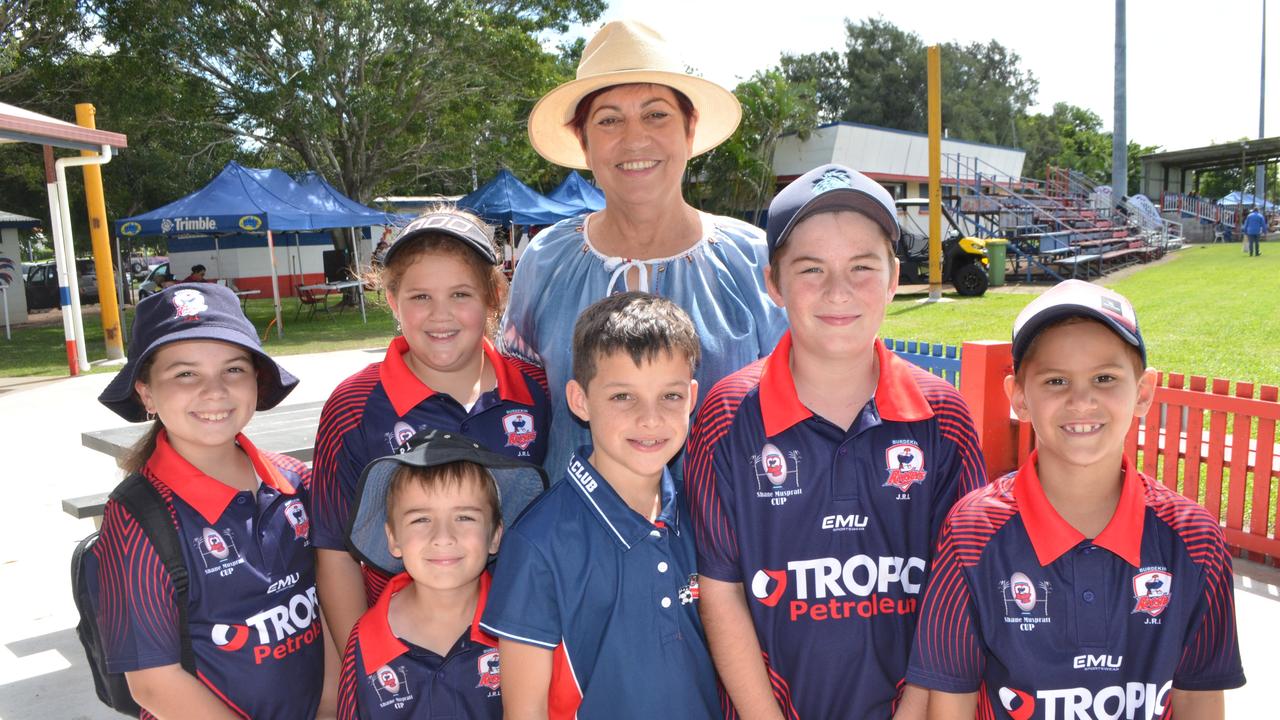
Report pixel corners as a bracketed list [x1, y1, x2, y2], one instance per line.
[0, 210, 41, 229]
[779, 121, 1024, 153]
[1139, 136, 1280, 172]
[0, 101, 128, 152]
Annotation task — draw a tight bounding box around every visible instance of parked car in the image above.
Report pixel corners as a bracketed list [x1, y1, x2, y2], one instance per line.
[137, 261, 171, 298]
[24, 258, 99, 310]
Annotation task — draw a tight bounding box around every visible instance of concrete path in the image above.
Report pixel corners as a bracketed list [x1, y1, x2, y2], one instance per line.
[0, 345, 1274, 718]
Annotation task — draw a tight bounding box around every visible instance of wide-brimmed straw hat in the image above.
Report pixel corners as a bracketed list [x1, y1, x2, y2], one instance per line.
[527, 19, 742, 170]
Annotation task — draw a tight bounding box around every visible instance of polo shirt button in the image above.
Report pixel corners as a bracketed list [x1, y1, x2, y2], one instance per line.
[657, 561, 669, 573]
[839, 448, 848, 456]
[236, 496, 247, 504]
[661, 597, 672, 608]
[1082, 590, 1096, 603]
[650, 530, 661, 538]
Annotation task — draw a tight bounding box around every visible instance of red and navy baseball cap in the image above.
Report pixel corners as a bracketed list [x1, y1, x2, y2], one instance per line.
[1012, 279, 1146, 371]
[766, 163, 900, 257]
[347, 429, 548, 576]
[98, 283, 298, 422]
[384, 210, 499, 267]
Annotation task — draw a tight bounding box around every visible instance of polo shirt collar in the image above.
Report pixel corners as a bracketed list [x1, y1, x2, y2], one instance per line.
[565, 449, 681, 551]
[758, 332, 934, 437]
[380, 336, 534, 417]
[145, 429, 297, 524]
[1014, 450, 1145, 568]
[358, 571, 498, 672]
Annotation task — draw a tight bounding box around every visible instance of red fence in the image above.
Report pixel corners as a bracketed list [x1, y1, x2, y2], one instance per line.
[959, 341, 1280, 566]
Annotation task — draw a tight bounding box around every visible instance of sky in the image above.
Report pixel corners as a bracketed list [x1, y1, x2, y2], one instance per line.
[555, 0, 1278, 153]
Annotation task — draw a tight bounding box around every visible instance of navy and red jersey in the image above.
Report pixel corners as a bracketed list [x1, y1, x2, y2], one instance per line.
[312, 336, 549, 600]
[685, 332, 986, 719]
[907, 452, 1245, 719]
[338, 572, 502, 720]
[87, 430, 323, 719]
[479, 451, 720, 719]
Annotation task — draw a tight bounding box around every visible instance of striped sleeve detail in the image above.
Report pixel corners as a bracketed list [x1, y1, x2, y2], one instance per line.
[914, 368, 988, 497]
[337, 617, 362, 720]
[761, 651, 801, 720]
[263, 450, 311, 492]
[509, 356, 549, 396]
[361, 565, 393, 607]
[1146, 480, 1246, 689]
[685, 360, 765, 580]
[909, 481, 1017, 691]
[312, 364, 380, 546]
[93, 498, 181, 673]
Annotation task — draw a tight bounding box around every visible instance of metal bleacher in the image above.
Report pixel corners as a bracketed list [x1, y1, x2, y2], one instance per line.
[941, 155, 1183, 283]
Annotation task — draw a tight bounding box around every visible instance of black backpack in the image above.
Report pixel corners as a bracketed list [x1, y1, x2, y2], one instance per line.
[71, 473, 198, 715]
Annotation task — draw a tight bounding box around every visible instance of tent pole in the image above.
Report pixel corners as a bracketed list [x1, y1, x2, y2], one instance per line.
[214, 234, 224, 281]
[350, 226, 366, 324]
[267, 229, 283, 338]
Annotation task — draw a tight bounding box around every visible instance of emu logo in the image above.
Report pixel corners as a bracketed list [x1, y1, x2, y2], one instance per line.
[1073, 654, 1123, 671]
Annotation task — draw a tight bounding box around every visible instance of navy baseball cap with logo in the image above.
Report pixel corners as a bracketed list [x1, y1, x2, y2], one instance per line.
[347, 429, 548, 576]
[766, 163, 900, 256]
[1011, 279, 1147, 371]
[384, 210, 500, 267]
[98, 283, 299, 422]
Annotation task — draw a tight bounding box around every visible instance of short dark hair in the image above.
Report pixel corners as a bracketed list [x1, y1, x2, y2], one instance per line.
[567, 83, 697, 150]
[572, 292, 700, 388]
[385, 460, 501, 530]
[191, 264, 206, 273]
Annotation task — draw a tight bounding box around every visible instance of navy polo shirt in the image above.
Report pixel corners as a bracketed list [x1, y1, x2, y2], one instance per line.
[313, 336, 549, 600]
[338, 572, 502, 720]
[479, 451, 719, 719]
[685, 332, 986, 719]
[88, 431, 324, 719]
[908, 452, 1245, 719]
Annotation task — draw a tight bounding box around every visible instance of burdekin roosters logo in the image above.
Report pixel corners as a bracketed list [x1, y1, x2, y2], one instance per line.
[1132, 569, 1173, 617]
[883, 442, 927, 492]
[476, 649, 501, 691]
[502, 411, 537, 450]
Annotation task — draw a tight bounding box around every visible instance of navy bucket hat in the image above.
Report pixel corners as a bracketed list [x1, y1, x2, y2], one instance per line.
[766, 163, 900, 256]
[98, 284, 299, 422]
[346, 429, 548, 576]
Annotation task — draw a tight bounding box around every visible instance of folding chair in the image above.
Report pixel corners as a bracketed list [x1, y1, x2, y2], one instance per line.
[295, 285, 333, 320]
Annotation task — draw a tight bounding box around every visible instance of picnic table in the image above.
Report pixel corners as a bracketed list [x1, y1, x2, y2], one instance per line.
[66, 400, 325, 524]
[296, 279, 367, 324]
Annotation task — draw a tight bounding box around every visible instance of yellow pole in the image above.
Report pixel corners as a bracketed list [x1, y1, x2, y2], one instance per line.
[75, 103, 124, 359]
[927, 46, 943, 301]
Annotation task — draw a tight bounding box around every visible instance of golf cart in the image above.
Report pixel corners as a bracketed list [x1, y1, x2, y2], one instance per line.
[895, 198, 990, 297]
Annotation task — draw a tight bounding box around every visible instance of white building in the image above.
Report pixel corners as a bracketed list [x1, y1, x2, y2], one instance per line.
[773, 121, 1026, 199]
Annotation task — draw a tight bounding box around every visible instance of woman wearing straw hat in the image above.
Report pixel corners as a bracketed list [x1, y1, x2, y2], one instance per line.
[503, 19, 786, 477]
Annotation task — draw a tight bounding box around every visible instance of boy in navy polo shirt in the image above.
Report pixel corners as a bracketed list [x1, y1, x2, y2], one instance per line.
[908, 280, 1245, 719]
[337, 431, 546, 720]
[687, 164, 986, 719]
[480, 292, 719, 719]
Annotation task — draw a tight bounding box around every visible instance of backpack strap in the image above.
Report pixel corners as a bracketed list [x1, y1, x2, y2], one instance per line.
[110, 474, 198, 677]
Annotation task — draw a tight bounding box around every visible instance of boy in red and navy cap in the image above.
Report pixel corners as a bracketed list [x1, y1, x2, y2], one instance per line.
[337, 430, 546, 719]
[908, 280, 1245, 719]
[687, 164, 987, 719]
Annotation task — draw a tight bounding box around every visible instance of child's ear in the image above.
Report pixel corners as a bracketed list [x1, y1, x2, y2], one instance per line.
[1133, 367, 1158, 418]
[1003, 374, 1032, 422]
[384, 522, 402, 559]
[134, 380, 155, 416]
[488, 523, 504, 556]
[566, 379, 590, 423]
[763, 265, 784, 308]
[688, 378, 699, 410]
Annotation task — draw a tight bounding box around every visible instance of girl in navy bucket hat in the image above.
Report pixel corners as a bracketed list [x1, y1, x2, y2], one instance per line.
[88, 283, 336, 718]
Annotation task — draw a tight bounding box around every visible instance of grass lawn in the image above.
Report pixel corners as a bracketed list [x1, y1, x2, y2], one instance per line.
[882, 243, 1280, 387]
[2, 292, 397, 377]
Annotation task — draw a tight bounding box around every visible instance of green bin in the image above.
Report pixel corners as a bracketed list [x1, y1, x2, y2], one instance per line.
[985, 238, 1009, 287]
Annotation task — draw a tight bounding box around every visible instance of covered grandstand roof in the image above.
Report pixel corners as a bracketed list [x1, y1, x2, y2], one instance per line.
[1139, 136, 1280, 172]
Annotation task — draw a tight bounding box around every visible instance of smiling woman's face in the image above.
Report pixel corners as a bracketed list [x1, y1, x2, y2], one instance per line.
[580, 84, 696, 205]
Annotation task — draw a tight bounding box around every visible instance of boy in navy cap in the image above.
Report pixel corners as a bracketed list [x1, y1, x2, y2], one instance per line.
[480, 292, 719, 718]
[337, 430, 546, 719]
[686, 164, 986, 719]
[908, 280, 1245, 718]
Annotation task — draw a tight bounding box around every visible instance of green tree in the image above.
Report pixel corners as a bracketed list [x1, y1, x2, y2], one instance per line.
[780, 18, 1037, 147]
[89, 0, 604, 201]
[688, 70, 820, 218]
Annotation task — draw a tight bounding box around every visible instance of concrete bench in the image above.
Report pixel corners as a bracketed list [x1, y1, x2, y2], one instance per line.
[69, 400, 325, 525]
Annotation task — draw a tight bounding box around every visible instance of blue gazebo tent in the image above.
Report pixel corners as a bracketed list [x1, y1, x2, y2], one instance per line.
[547, 171, 605, 214]
[116, 161, 404, 336]
[457, 169, 582, 226]
[1217, 191, 1276, 212]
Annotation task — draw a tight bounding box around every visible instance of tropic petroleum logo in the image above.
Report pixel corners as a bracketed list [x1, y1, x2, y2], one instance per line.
[750, 554, 926, 621]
